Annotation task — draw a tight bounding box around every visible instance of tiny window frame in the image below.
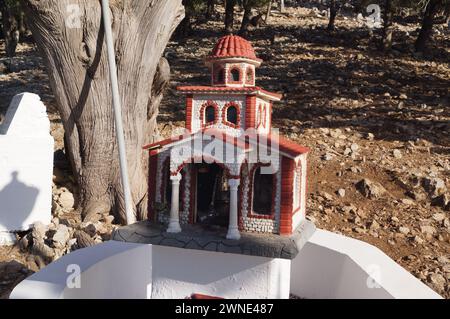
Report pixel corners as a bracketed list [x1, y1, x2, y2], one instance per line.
[248, 164, 276, 219]
[200, 101, 219, 128]
[228, 67, 242, 84]
[222, 102, 241, 129]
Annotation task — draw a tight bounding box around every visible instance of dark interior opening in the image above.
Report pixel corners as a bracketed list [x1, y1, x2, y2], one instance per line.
[196, 163, 229, 228]
[205, 105, 216, 124]
[216, 68, 225, 84]
[231, 69, 240, 82]
[252, 167, 273, 215]
[164, 167, 172, 204]
[226, 106, 238, 125]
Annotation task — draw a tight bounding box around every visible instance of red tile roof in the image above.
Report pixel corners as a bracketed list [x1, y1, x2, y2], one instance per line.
[240, 131, 309, 157]
[269, 134, 310, 157]
[143, 130, 309, 158]
[142, 129, 250, 151]
[208, 35, 261, 62]
[177, 85, 282, 101]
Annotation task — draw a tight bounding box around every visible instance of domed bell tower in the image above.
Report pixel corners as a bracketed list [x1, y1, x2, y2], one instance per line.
[205, 35, 262, 88]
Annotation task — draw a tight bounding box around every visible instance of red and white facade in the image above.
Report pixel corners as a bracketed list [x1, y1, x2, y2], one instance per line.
[144, 35, 309, 239]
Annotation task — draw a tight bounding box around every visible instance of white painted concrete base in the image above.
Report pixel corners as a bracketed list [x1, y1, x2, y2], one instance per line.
[151, 245, 290, 299]
[10, 229, 442, 299]
[0, 93, 54, 244]
[291, 229, 442, 299]
[10, 241, 151, 299]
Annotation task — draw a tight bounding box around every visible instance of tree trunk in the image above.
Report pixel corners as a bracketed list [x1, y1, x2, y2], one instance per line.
[445, 4, 450, 25]
[265, 0, 273, 23]
[240, 0, 253, 34]
[178, 0, 192, 37]
[415, 0, 442, 52]
[22, 0, 184, 223]
[382, 0, 394, 50]
[207, 0, 215, 17]
[0, 1, 20, 58]
[225, 0, 236, 33]
[327, 0, 337, 31]
[279, 0, 285, 13]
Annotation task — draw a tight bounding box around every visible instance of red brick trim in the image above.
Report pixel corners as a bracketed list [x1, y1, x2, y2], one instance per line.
[248, 163, 276, 220]
[245, 95, 256, 129]
[185, 94, 193, 132]
[228, 66, 243, 85]
[177, 86, 283, 101]
[199, 101, 219, 128]
[148, 151, 158, 221]
[280, 157, 295, 235]
[174, 155, 232, 177]
[221, 102, 241, 129]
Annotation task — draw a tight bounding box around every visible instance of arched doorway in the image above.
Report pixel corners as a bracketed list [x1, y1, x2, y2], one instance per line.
[194, 162, 230, 229]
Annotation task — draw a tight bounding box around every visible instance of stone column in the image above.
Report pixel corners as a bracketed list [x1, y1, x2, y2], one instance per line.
[167, 173, 182, 233]
[226, 178, 241, 240]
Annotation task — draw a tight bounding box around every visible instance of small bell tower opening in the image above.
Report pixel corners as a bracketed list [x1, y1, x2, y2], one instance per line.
[230, 68, 241, 82]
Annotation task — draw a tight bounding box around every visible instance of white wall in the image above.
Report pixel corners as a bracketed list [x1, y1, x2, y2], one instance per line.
[11, 241, 290, 299]
[151, 245, 290, 299]
[290, 229, 442, 299]
[11, 230, 442, 299]
[10, 241, 151, 299]
[191, 94, 246, 134]
[0, 93, 53, 245]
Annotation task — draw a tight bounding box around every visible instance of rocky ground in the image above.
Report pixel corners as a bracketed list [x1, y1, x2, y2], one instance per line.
[0, 5, 449, 298]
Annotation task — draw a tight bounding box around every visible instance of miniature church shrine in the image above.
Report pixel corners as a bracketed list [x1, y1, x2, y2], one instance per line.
[144, 35, 309, 240]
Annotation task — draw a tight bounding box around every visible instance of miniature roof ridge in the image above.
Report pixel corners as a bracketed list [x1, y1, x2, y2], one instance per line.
[176, 85, 282, 101]
[143, 129, 309, 158]
[142, 128, 250, 151]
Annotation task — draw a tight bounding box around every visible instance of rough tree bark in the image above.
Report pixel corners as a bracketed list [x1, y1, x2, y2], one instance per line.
[225, 0, 236, 33]
[207, 0, 215, 17]
[415, 0, 442, 52]
[240, 0, 253, 34]
[178, 0, 192, 37]
[22, 0, 185, 223]
[327, 0, 338, 31]
[382, 0, 394, 50]
[0, 0, 20, 58]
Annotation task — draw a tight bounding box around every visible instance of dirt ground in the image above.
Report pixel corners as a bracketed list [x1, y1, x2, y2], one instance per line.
[0, 5, 449, 298]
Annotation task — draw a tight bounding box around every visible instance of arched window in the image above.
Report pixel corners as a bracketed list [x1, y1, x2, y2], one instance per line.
[246, 68, 253, 84]
[230, 68, 240, 82]
[222, 102, 240, 128]
[205, 105, 216, 124]
[252, 167, 274, 215]
[226, 106, 238, 125]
